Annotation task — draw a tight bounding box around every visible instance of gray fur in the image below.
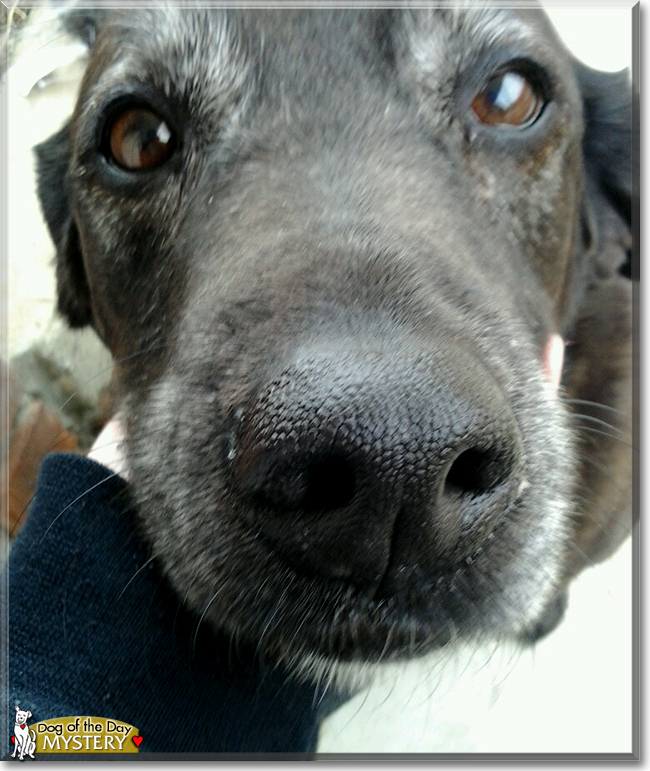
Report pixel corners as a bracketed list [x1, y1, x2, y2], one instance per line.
[36, 7, 632, 679]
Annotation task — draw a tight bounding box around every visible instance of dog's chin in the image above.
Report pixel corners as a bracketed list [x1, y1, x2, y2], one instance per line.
[216, 594, 464, 691]
[214, 575, 537, 692]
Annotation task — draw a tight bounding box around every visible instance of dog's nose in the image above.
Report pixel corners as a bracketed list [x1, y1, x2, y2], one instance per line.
[231, 343, 523, 590]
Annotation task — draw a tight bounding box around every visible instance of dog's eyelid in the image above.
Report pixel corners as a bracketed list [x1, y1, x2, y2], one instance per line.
[92, 84, 182, 139]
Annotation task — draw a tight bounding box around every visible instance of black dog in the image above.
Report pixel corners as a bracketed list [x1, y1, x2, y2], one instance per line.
[36, 6, 632, 683]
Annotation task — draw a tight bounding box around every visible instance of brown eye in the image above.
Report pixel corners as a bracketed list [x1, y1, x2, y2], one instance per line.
[107, 107, 175, 170]
[471, 71, 544, 128]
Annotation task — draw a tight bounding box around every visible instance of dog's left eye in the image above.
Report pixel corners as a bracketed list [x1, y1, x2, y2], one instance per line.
[471, 70, 545, 128]
[105, 107, 176, 171]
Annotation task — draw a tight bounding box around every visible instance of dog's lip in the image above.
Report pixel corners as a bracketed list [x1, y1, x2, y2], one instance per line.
[254, 583, 459, 662]
[543, 334, 564, 393]
[319, 615, 454, 661]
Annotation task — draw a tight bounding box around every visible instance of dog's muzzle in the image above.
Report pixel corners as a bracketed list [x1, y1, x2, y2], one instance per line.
[230, 338, 524, 594]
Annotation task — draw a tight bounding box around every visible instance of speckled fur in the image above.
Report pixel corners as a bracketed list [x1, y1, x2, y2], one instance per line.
[36, 6, 632, 679]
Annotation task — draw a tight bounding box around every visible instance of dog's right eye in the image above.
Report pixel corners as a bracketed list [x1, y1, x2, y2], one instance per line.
[105, 107, 176, 171]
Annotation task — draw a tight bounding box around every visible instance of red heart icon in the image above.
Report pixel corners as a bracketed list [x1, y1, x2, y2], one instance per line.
[132, 736, 143, 748]
[10, 737, 15, 744]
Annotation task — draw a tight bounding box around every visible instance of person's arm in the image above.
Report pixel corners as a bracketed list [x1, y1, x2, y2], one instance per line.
[5, 423, 341, 754]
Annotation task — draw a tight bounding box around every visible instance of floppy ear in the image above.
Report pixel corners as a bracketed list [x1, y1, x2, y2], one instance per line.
[33, 8, 108, 328]
[35, 122, 93, 328]
[561, 63, 634, 580]
[580, 65, 633, 216]
[577, 63, 633, 274]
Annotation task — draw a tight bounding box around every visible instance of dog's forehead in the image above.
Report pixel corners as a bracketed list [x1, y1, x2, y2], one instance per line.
[86, 9, 250, 120]
[90, 7, 557, 109]
[399, 6, 559, 72]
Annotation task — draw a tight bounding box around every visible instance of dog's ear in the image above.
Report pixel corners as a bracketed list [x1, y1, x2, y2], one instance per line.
[561, 62, 633, 580]
[33, 8, 108, 329]
[578, 63, 633, 274]
[35, 122, 93, 328]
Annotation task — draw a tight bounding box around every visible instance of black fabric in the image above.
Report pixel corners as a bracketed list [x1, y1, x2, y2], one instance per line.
[4, 453, 342, 754]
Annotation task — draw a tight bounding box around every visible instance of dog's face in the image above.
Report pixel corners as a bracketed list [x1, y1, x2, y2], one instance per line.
[37, 7, 632, 675]
[15, 709, 32, 725]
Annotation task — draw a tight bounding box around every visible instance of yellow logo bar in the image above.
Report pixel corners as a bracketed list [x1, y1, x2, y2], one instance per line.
[28, 717, 140, 754]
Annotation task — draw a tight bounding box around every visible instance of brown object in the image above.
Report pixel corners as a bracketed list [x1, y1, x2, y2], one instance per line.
[5, 400, 78, 536]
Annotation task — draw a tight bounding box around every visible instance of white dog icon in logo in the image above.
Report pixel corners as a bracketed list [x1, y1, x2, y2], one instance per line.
[11, 707, 36, 760]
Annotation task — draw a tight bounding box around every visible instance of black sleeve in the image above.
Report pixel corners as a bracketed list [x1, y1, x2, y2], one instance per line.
[3, 453, 342, 756]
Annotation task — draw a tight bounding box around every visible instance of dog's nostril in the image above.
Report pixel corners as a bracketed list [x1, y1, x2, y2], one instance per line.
[443, 447, 510, 497]
[250, 454, 357, 514]
[301, 457, 356, 512]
